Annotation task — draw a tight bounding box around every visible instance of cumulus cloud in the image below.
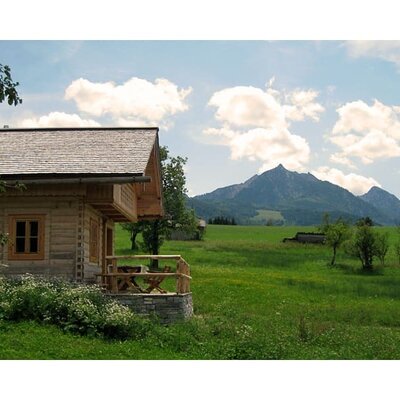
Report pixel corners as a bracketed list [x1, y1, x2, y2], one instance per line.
[329, 99, 400, 164]
[65, 77, 192, 128]
[329, 153, 356, 169]
[205, 81, 324, 171]
[205, 126, 310, 172]
[208, 86, 286, 128]
[208, 85, 324, 129]
[311, 166, 381, 195]
[19, 112, 101, 128]
[345, 40, 400, 68]
[283, 90, 325, 121]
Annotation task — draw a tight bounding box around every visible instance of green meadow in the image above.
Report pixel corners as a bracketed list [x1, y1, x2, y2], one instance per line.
[2, 224, 400, 359]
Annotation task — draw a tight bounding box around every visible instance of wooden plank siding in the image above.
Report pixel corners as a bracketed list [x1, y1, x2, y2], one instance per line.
[0, 197, 79, 279]
[136, 145, 163, 219]
[0, 197, 115, 282]
[86, 183, 138, 222]
[81, 203, 114, 282]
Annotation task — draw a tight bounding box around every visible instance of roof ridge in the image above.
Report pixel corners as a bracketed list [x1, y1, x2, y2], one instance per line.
[0, 127, 159, 132]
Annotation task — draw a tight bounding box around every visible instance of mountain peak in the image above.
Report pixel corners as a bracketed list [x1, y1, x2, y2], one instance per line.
[367, 186, 385, 194]
[360, 185, 400, 223]
[273, 163, 287, 171]
[261, 163, 289, 176]
[361, 185, 400, 201]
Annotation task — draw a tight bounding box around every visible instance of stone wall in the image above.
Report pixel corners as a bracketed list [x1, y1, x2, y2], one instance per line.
[106, 292, 193, 324]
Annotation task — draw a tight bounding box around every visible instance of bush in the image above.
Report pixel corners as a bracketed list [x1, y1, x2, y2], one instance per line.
[374, 231, 390, 266]
[352, 224, 376, 270]
[0, 275, 152, 340]
[344, 224, 390, 271]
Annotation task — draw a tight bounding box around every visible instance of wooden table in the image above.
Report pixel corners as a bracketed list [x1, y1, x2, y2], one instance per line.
[116, 265, 148, 292]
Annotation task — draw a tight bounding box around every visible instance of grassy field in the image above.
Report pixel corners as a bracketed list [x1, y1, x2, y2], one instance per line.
[2, 224, 400, 359]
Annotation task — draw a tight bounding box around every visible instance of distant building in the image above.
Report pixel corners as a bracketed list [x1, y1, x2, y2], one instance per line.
[168, 219, 206, 240]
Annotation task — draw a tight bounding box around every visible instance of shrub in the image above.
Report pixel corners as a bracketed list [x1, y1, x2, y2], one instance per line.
[374, 231, 390, 267]
[354, 224, 376, 270]
[395, 242, 400, 266]
[0, 275, 152, 340]
[344, 224, 389, 271]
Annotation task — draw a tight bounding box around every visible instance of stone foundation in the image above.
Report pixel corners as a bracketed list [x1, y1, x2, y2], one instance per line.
[106, 292, 193, 324]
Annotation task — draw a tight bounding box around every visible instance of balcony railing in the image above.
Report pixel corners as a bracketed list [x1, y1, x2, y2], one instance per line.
[97, 255, 191, 294]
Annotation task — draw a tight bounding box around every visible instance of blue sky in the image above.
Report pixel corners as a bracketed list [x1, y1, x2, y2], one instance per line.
[1, 40, 400, 198]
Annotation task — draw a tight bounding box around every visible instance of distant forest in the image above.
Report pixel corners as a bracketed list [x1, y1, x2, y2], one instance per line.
[208, 216, 237, 225]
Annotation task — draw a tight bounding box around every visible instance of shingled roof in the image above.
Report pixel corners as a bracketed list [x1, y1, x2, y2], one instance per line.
[0, 127, 159, 179]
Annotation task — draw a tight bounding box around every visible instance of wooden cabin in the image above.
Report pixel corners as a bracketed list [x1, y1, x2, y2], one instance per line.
[0, 127, 163, 282]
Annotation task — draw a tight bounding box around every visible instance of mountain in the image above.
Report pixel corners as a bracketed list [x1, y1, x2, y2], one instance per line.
[359, 186, 400, 224]
[188, 164, 395, 226]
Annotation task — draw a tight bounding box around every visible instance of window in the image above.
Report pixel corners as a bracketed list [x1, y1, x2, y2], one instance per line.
[8, 215, 45, 260]
[89, 218, 99, 263]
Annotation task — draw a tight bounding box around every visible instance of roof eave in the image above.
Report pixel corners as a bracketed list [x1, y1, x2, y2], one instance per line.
[1, 174, 152, 185]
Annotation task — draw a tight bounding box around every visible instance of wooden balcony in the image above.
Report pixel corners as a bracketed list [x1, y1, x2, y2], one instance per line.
[86, 183, 137, 222]
[97, 255, 191, 294]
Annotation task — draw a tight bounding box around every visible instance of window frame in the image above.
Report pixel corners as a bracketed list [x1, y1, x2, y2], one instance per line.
[8, 214, 46, 260]
[89, 218, 99, 263]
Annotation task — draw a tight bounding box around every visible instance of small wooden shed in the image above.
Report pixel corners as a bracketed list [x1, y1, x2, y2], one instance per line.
[0, 127, 163, 282]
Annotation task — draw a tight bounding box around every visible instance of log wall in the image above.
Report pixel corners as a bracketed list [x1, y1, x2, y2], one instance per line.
[0, 196, 79, 279]
[81, 203, 114, 282]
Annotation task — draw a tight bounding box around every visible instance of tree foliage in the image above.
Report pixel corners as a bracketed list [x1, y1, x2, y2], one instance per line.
[350, 223, 376, 270]
[374, 231, 389, 267]
[395, 226, 400, 266]
[320, 213, 351, 266]
[0, 64, 22, 106]
[356, 216, 373, 227]
[344, 219, 391, 270]
[208, 216, 237, 225]
[0, 64, 23, 247]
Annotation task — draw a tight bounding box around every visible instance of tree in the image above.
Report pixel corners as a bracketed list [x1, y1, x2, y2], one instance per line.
[356, 216, 373, 227]
[346, 222, 376, 271]
[395, 226, 400, 266]
[0, 64, 23, 246]
[0, 64, 22, 106]
[121, 221, 146, 250]
[373, 231, 389, 267]
[320, 214, 351, 266]
[122, 146, 197, 267]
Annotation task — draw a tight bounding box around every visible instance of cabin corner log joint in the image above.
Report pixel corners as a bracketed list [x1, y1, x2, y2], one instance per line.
[0, 127, 178, 286]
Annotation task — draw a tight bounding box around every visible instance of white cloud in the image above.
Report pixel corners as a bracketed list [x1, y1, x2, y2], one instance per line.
[208, 86, 286, 129]
[205, 81, 324, 171]
[329, 100, 400, 164]
[345, 40, 400, 68]
[65, 77, 192, 129]
[283, 89, 325, 121]
[311, 166, 381, 195]
[208, 85, 324, 129]
[205, 126, 310, 172]
[333, 100, 400, 139]
[329, 153, 356, 169]
[19, 112, 101, 128]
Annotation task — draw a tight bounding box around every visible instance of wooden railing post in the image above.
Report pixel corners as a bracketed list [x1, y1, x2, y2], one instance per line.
[176, 258, 190, 294]
[102, 255, 190, 295]
[111, 258, 118, 293]
[176, 260, 182, 294]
